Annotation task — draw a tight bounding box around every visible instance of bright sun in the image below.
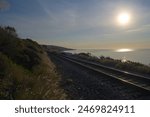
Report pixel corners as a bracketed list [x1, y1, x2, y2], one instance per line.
[117, 12, 130, 26]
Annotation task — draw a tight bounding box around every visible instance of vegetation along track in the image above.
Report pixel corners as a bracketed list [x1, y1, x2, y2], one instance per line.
[59, 54, 150, 93]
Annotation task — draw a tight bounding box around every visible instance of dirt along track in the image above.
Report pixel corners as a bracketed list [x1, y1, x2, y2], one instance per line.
[49, 53, 150, 100]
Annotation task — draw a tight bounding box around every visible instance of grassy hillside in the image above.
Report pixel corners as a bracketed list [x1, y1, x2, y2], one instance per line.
[0, 26, 67, 99]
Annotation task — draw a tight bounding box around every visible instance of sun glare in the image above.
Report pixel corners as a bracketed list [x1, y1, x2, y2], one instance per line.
[117, 12, 130, 26]
[116, 48, 133, 52]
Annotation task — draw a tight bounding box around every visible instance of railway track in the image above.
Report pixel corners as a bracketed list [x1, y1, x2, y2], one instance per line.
[59, 54, 150, 92]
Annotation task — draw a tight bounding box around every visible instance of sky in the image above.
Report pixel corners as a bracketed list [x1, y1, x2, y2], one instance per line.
[0, 0, 150, 49]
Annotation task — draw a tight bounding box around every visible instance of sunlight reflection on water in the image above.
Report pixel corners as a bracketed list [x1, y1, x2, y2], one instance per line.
[115, 48, 134, 52]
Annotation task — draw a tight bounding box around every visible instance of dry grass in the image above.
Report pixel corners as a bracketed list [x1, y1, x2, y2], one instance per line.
[14, 52, 67, 99]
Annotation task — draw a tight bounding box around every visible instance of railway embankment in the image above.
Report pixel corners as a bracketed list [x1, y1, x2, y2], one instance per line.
[48, 52, 150, 100]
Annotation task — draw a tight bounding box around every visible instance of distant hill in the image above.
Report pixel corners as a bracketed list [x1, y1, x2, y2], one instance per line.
[0, 26, 67, 99]
[42, 45, 73, 52]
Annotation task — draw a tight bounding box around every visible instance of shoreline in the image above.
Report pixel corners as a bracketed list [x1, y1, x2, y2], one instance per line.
[64, 49, 150, 66]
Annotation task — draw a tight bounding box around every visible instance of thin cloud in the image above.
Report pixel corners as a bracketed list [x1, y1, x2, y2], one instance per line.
[127, 28, 143, 32]
[0, 0, 10, 10]
[127, 24, 150, 33]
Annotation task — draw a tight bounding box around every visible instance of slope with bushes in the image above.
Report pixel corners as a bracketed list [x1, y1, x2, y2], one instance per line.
[0, 26, 67, 99]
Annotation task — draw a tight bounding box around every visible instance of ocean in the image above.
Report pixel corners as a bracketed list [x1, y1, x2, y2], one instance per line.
[65, 49, 150, 65]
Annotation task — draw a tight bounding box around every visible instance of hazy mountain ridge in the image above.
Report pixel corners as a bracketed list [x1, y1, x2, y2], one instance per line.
[42, 45, 73, 52]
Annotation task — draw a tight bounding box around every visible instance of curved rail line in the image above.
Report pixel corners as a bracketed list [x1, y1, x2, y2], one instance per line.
[59, 54, 150, 92]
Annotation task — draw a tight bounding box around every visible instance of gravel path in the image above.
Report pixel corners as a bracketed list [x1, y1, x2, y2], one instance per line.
[49, 53, 150, 100]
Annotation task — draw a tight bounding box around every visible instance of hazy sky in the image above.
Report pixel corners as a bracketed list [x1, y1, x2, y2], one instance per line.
[0, 0, 150, 49]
